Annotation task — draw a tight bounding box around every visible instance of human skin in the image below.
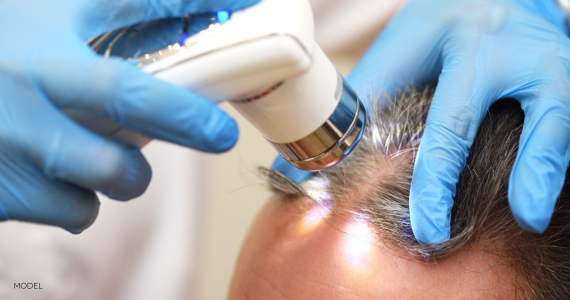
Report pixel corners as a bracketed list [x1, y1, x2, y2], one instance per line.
[228, 197, 517, 299]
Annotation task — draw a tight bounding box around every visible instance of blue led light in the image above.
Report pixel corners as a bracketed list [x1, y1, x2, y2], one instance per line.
[216, 10, 230, 24]
[179, 32, 188, 45]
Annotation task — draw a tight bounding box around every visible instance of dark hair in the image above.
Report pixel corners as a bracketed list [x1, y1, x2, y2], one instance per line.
[261, 87, 570, 299]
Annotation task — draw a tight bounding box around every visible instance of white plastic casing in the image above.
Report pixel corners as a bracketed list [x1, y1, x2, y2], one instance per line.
[77, 0, 344, 149]
[230, 44, 339, 143]
[145, 0, 315, 102]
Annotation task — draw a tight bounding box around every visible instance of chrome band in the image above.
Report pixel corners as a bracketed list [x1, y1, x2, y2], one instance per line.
[87, 15, 312, 74]
[271, 74, 366, 171]
[89, 31, 312, 73]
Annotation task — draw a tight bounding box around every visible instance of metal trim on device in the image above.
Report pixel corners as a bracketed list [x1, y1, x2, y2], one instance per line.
[270, 74, 366, 171]
[87, 15, 313, 76]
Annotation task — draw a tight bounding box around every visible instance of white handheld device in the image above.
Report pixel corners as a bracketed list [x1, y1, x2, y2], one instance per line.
[83, 0, 366, 171]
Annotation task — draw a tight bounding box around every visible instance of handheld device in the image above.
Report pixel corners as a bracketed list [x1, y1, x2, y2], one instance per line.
[81, 0, 366, 171]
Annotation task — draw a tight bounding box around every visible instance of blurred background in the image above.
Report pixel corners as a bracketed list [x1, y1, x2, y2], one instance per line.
[0, 0, 404, 299]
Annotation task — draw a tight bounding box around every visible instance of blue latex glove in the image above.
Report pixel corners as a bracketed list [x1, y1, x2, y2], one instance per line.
[0, 0, 259, 233]
[273, 0, 570, 244]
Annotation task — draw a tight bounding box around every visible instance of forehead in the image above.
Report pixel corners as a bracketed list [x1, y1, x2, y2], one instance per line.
[228, 197, 516, 300]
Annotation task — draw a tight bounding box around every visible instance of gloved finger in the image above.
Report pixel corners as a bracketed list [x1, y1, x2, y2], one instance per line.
[271, 155, 313, 184]
[22, 109, 152, 201]
[409, 48, 489, 245]
[0, 169, 100, 234]
[34, 56, 239, 153]
[82, 0, 261, 38]
[347, 4, 445, 106]
[514, 0, 569, 34]
[508, 97, 570, 233]
[1, 75, 153, 201]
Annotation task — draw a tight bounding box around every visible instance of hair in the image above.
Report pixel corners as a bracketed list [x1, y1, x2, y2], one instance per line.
[260, 87, 570, 299]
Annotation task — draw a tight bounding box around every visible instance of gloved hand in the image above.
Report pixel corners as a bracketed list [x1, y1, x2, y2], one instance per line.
[273, 0, 570, 245]
[0, 0, 259, 233]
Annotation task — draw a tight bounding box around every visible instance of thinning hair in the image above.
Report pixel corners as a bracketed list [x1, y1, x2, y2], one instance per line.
[261, 87, 570, 299]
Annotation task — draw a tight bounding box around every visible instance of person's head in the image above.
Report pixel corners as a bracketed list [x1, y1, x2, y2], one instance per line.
[229, 87, 570, 299]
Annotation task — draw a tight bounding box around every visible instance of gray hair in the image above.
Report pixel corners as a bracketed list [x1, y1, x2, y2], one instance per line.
[261, 87, 570, 299]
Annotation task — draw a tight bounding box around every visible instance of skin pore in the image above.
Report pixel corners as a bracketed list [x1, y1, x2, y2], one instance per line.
[228, 195, 516, 300]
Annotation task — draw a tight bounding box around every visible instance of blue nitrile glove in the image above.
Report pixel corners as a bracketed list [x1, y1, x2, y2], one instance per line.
[273, 0, 570, 244]
[0, 0, 259, 233]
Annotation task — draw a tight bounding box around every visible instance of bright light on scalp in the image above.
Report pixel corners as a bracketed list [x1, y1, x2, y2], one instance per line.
[303, 202, 331, 226]
[343, 217, 373, 268]
[303, 177, 331, 204]
[299, 178, 333, 229]
[259, 88, 569, 298]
